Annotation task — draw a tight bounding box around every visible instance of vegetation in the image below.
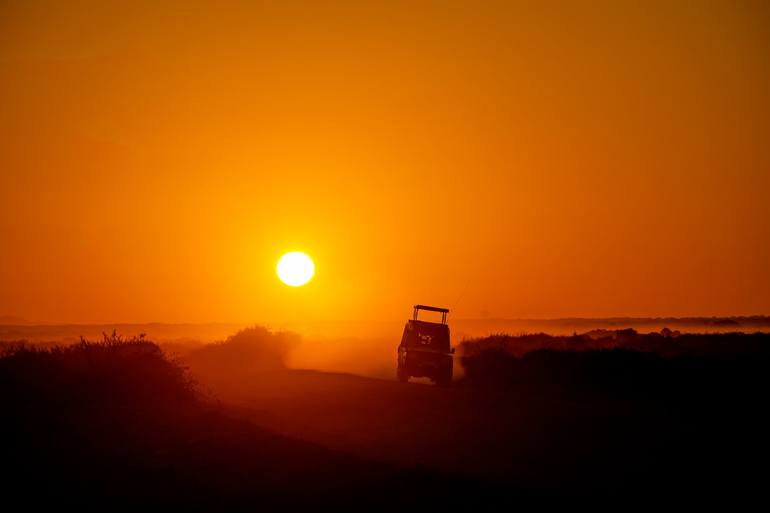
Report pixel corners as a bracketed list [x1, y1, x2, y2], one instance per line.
[454, 330, 770, 502]
[185, 326, 296, 368]
[0, 330, 476, 509]
[459, 331, 770, 399]
[1, 331, 196, 407]
[459, 329, 770, 358]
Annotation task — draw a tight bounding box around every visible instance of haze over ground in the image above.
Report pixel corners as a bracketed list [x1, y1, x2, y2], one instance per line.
[2, 316, 768, 380]
[2, 0, 769, 325]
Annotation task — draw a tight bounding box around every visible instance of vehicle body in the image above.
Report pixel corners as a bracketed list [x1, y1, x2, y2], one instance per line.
[397, 305, 454, 387]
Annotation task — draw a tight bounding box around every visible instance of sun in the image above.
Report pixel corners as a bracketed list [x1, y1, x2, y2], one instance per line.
[277, 251, 315, 287]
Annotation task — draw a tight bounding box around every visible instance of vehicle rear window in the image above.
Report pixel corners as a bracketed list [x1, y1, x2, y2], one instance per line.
[404, 321, 450, 351]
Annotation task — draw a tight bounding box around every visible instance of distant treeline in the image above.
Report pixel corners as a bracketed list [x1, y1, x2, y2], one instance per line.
[458, 330, 770, 400]
[460, 329, 770, 358]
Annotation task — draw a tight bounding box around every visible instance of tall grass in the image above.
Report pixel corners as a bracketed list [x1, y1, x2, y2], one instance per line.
[0, 330, 196, 409]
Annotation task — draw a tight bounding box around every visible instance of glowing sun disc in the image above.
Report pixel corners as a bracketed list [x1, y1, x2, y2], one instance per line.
[277, 252, 315, 287]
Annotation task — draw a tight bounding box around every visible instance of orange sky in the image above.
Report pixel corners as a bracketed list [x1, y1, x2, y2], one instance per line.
[1, 0, 769, 324]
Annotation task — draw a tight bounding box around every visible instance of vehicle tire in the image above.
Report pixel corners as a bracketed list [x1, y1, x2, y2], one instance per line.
[397, 367, 409, 383]
[436, 369, 452, 388]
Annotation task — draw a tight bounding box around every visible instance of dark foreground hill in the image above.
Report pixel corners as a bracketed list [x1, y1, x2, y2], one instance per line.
[5, 328, 770, 508]
[186, 329, 770, 507]
[0, 334, 492, 510]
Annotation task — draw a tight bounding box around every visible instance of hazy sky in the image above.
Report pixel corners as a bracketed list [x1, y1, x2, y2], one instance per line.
[1, 0, 769, 323]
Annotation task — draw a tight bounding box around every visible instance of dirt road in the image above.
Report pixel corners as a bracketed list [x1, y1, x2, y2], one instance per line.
[196, 368, 668, 494]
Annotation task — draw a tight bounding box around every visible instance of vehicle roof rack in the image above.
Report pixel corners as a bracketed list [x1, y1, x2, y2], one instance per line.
[413, 304, 449, 324]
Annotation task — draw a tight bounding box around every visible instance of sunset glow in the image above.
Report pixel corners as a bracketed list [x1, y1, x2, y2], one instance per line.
[0, 0, 768, 325]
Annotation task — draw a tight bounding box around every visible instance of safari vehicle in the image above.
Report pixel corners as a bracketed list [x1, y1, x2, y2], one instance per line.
[397, 305, 454, 387]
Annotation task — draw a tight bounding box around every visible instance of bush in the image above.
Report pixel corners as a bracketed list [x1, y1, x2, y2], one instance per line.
[185, 326, 298, 375]
[0, 331, 196, 411]
[458, 331, 770, 402]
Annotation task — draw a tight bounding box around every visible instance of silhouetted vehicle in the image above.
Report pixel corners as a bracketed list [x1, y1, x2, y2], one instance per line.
[397, 305, 454, 387]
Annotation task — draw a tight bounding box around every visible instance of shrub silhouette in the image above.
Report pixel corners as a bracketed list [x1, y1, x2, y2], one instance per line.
[459, 331, 770, 403]
[459, 330, 770, 360]
[184, 326, 298, 377]
[0, 330, 195, 410]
